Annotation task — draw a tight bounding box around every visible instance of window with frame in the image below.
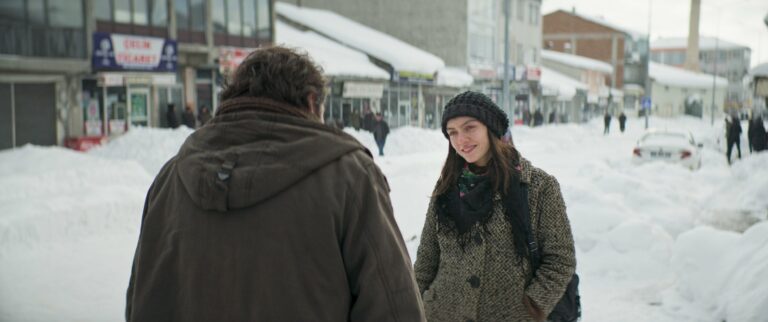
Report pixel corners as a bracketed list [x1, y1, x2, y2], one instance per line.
[0, 0, 86, 58]
[95, 0, 168, 37]
[212, 0, 272, 47]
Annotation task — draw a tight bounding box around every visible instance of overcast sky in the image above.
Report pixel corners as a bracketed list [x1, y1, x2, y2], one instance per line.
[541, 0, 768, 68]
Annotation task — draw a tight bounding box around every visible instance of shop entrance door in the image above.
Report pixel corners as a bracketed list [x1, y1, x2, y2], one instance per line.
[128, 88, 150, 128]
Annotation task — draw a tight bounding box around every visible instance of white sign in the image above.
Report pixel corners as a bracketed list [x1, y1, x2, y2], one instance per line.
[343, 82, 384, 99]
[111, 34, 167, 69]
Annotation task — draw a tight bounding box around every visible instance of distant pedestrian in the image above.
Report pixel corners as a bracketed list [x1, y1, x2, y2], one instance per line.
[362, 106, 374, 132]
[372, 112, 390, 156]
[350, 109, 361, 131]
[618, 112, 627, 133]
[197, 106, 212, 126]
[726, 115, 742, 164]
[166, 103, 179, 129]
[549, 111, 556, 124]
[748, 115, 767, 152]
[182, 103, 196, 129]
[603, 112, 612, 135]
[533, 110, 544, 127]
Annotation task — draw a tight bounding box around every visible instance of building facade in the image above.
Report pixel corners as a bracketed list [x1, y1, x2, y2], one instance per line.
[279, 0, 543, 123]
[0, 0, 273, 150]
[542, 9, 648, 113]
[651, 37, 751, 110]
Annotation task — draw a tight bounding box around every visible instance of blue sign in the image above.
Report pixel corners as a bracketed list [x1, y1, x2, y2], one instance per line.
[641, 96, 652, 109]
[92, 32, 177, 72]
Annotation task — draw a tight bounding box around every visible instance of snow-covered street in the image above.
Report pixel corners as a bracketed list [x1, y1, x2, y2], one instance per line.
[1, 116, 767, 321]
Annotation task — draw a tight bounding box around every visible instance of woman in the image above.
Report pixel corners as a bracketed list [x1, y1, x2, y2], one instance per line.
[414, 91, 576, 322]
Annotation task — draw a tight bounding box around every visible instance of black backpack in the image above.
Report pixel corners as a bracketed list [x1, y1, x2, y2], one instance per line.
[520, 185, 581, 322]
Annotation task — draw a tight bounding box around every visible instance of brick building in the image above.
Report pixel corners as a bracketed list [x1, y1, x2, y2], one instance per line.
[543, 9, 648, 111]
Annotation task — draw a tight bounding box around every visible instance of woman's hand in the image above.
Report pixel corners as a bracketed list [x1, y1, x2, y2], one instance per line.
[523, 295, 545, 322]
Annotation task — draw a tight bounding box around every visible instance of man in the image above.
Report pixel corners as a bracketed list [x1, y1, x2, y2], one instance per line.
[748, 114, 768, 153]
[126, 47, 425, 322]
[618, 112, 627, 133]
[603, 112, 612, 135]
[372, 112, 390, 156]
[181, 103, 196, 128]
[166, 103, 179, 129]
[197, 105, 212, 125]
[726, 114, 742, 164]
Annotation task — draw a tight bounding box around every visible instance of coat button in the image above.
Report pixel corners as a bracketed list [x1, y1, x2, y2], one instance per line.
[467, 275, 480, 288]
[473, 233, 483, 245]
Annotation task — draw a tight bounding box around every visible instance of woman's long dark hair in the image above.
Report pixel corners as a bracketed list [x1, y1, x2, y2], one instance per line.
[433, 130, 530, 261]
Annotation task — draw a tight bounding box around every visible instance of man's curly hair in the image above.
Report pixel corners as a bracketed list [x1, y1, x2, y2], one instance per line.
[220, 46, 327, 112]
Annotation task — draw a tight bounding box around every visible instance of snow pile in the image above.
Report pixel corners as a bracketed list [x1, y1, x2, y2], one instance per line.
[652, 36, 747, 51]
[542, 49, 614, 74]
[666, 222, 768, 322]
[275, 21, 390, 79]
[89, 126, 193, 176]
[541, 66, 588, 100]
[650, 62, 728, 89]
[436, 67, 474, 88]
[276, 2, 445, 75]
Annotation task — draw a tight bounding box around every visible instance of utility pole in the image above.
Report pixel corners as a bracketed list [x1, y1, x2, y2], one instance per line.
[502, 0, 512, 127]
[644, 0, 652, 129]
[711, 37, 720, 125]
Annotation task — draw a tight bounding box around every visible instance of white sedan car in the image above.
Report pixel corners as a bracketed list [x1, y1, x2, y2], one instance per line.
[632, 129, 702, 170]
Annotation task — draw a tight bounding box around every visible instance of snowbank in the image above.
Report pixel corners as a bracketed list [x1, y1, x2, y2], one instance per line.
[667, 222, 768, 322]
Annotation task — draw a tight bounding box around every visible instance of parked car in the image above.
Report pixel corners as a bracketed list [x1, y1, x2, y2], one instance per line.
[632, 129, 703, 170]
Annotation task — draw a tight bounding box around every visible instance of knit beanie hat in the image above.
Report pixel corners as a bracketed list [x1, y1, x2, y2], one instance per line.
[441, 91, 509, 138]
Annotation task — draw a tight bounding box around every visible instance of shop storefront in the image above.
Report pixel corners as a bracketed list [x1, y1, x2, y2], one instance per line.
[81, 32, 179, 139]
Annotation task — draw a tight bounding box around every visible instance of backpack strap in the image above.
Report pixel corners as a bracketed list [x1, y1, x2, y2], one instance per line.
[520, 184, 542, 270]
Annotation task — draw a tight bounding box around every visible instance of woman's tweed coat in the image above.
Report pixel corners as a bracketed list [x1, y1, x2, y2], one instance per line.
[414, 158, 576, 322]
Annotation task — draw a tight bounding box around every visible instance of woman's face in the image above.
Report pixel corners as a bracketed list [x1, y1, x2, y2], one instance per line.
[446, 116, 491, 166]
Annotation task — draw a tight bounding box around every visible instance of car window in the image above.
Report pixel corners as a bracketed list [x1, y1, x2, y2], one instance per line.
[641, 133, 689, 146]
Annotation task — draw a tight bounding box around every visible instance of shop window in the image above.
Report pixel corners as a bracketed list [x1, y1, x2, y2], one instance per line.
[0, 0, 26, 23]
[151, 0, 167, 27]
[213, 0, 271, 47]
[132, 0, 149, 26]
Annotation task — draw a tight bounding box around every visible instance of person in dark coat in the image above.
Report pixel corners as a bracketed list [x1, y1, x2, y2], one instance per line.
[372, 112, 390, 156]
[415, 91, 576, 321]
[603, 112, 612, 135]
[126, 46, 425, 322]
[181, 103, 196, 128]
[748, 115, 767, 152]
[533, 110, 544, 127]
[350, 108, 361, 131]
[166, 103, 179, 129]
[549, 111, 556, 124]
[362, 106, 374, 132]
[197, 105, 212, 126]
[726, 114, 742, 164]
[618, 112, 627, 133]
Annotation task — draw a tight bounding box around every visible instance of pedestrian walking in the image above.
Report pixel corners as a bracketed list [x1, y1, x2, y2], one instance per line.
[166, 103, 179, 129]
[181, 103, 196, 129]
[618, 112, 627, 133]
[372, 112, 390, 156]
[748, 115, 767, 152]
[197, 105, 212, 126]
[603, 112, 612, 135]
[414, 91, 577, 322]
[126, 46, 425, 322]
[726, 114, 742, 164]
